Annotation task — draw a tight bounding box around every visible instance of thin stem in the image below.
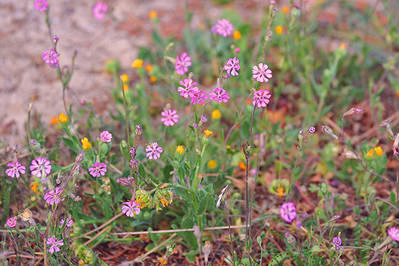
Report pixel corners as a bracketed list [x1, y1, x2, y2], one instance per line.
[111, 225, 247, 236]
[72, 213, 123, 240]
[121, 81, 130, 145]
[245, 106, 256, 246]
[133, 233, 177, 263]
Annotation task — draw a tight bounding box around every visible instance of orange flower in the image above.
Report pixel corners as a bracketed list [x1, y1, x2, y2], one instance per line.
[145, 65, 153, 72]
[277, 186, 284, 197]
[50, 116, 59, 125]
[238, 161, 246, 170]
[149, 10, 157, 20]
[282, 6, 290, 14]
[30, 183, 39, 194]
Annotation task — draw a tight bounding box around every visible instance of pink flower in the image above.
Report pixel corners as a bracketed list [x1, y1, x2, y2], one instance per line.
[93, 2, 108, 20]
[191, 90, 208, 105]
[209, 88, 230, 104]
[252, 63, 272, 83]
[224, 57, 240, 77]
[30, 157, 51, 178]
[121, 200, 141, 217]
[235, 48, 240, 53]
[46, 237, 63, 253]
[211, 18, 234, 37]
[5, 161, 26, 178]
[44, 187, 64, 206]
[175, 53, 192, 75]
[252, 89, 271, 108]
[280, 202, 296, 223]
[34, 0, 48, 12]
[42, 49, 59, 68]
[178, 78, 198, 98]
[60, 217, 73, 228]
[161, 109, 179, 127]
[89, 162, 107, 177]
[389, 227, 399, 241]
[146, 142, 163, 160]
[100, 130, 112, 143]
[6, 217, 16, 228]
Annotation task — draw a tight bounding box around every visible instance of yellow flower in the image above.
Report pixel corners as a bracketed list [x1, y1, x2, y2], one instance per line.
[50, 116, 59, 125]
[160, 197, 169, 207]
[131, 59, 143, 69]
[282, 6, 290, 14]
[58, 113, 69, 123]
[366, 149, 374, 157]
[212, 109, 221, 119]
[208, 160, 217, 169]
[374, 146, 383, 157]
[275, 25, 283, 35]
[123, 84, 129, 92]
[204, 129, 213, 137]
[150, 76, 157, 83]
[81, 137, 92, 150]
[176, 145, 185, 155]
[145, 65, 153, 73]
[136, 198, 147, 208]
[149, 10, 157, 20]
[120, 73, 129, 83]
[233, 30, 242, 40]
[339, 42, 346, 51]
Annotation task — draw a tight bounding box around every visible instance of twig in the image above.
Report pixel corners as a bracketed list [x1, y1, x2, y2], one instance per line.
[43, 238, 48, 266]
[111, 225, 248, 236]
[133, 233, 177, 263]
[109, 164, 122, 175]
[6, 254, 40, 260]
[83, 225, 112, 246]
[72, 213, 123, 240]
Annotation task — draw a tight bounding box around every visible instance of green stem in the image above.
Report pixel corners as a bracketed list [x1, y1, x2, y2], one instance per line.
[121, 80, 130, 145]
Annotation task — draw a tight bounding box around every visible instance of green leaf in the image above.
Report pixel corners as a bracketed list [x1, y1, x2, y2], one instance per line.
[390, 191, 397, 206]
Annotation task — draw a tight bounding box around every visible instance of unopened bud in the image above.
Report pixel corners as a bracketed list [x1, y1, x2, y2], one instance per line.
[343, 107, 363, 117]
[321, 125, 338, 140]
[135, 125, 143, 136]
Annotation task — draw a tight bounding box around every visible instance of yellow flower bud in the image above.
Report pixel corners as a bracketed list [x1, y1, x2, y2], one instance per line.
[275, 25, 283, 35]
[212, 109, 221, 119]
[120, 73, 129, 83]
[176, 145, 185, 155]
[208, 160, 217, 169]
[58, 113, 69, 123]
[204, 129, 213, 137]
[233, 30, 242, 40]
[131, 59, 143, 69]
[81, 137, 92, 150]
[374, 146, 383, 157]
